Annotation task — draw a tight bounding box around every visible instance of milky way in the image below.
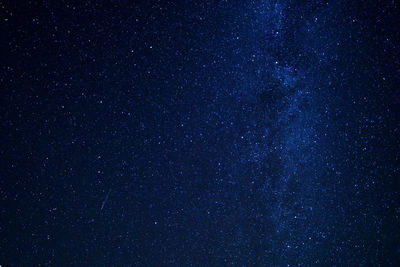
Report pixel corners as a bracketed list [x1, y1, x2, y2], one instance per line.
[1, 0, 399, 265]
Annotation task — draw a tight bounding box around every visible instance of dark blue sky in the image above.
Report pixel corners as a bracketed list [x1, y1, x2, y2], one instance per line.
[1, 0, 399, 265]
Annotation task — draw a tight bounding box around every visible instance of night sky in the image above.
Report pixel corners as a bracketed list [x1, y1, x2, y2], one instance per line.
[1, 0, 400, 266]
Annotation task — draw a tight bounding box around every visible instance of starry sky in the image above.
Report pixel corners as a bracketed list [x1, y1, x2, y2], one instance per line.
[1, 0, 399, 266]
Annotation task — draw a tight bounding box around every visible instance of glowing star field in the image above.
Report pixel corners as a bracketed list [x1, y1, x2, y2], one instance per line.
[1, 1, 399, 265]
